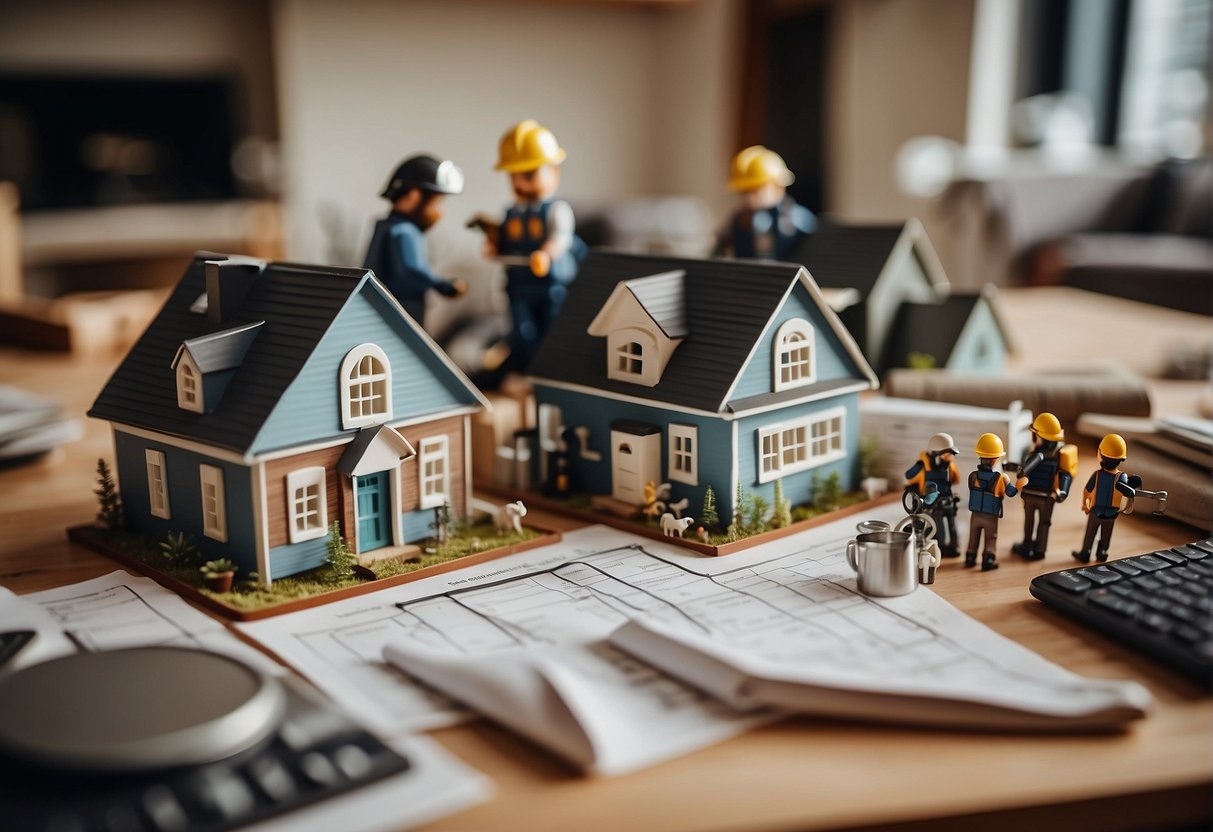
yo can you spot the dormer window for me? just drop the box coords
[616,341,644,376]
[773,318,816,391]
[341,344,393,429]
[176,357,203,413]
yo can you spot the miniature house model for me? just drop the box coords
[90,254,488,584]
[525,252,878,526]
[795,219,1011,375]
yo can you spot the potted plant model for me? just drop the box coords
[200,559,238,593]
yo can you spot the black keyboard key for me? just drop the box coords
[1129,574,1164,592]
[1187,560,1213,577]
[1076,566,1122,585]
[1177,543,1211,559]
[1173,624,1204,644]
[1140,612,1174,633]
[1109,582,1137,597]
[1155,570,1184,587]
[1108,560,1143,576]
[142,786,189,832]
[1172,567,1205,584]
[1125,554,1170,572]
[1166,604,1198,624]
[1043,571,1093,593]
[1153,549,1187,565]
[1089,589,1141,617]
[1160,587,1199,608]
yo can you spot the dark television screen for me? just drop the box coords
[0,73,240,211]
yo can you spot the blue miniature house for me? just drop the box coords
[90,254,488,584]
[526,252,878,527]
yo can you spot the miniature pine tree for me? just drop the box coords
[700,486,719,529]
[94,458,123,531]
[325,522,355,579]
[819,472,843,511]
[772,478,791,529]
[747,494,770,533]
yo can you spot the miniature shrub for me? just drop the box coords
[160,531,198,565]
[201,558,236,577]
[700,486,719,529]
[747,495,770,533]
[772,479,791,529]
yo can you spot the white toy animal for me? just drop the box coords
[660,513,695,538]
[495,500,527,535]
[667,497,689,519]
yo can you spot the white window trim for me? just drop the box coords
[606,327,658,385]
[199,464,228,542]
[286,466,328,544]
[340,343,393,430]
[755,406,846,483]
[145,449,170,519]
[667,423,698,486]
[773,318,817,392]
[418,435,450,510]
[176,356,203,413]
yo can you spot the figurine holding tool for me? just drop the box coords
[1010,412,1077,560]
[1073,434,1153,563]
[467,119,586,370]
[905,433,961,557]
[364,154,467,327]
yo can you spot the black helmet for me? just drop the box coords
[380,154,464,200]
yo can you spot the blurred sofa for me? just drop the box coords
[937,156,1213,314]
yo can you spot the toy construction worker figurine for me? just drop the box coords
[471,119,586,370]
[1073,434,1138,563]
[716,146,817,260]
[364,154,467,326]
[1011,412,1077,560]
[905,433,961,557]
[965,433,1018,571]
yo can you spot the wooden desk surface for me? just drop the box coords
[1,287,1210,831]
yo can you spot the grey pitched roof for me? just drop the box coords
[792,222,908,297]
[627,271,688,338]
[882,293,1004,370]
[528,251,873,413]
[173,321,264,373]
[90,253,482,456]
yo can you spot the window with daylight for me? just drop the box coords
[199,464,227,541]
[418,436,449,509]
[616,341,644,376]
[773,318,816,391]
[177,361,202,412]
[340,344,393,429]
[756,407,845,482]
[668,423,698,485]
[145,449,170,519]
[287,467,328,544]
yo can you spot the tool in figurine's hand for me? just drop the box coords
[1122,475,1168,516]
[465,213,500,246]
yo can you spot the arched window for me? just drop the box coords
[176,359,203,413]
[773,318,816,391]
[340,344,393,429]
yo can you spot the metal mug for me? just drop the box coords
[845,530,918,597]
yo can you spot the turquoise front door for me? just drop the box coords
[355,471,391,552]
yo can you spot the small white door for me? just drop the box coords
[611,429,661,503]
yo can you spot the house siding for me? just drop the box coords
[865,246,937,364]
[113,429,257,575]
[947,299,1006,374]
[532,385,734,524]
[729,285,862,401]
[251,283,474,455]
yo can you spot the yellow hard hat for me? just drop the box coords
[975,433,1006,458]
[1098,433,1128,459]
[495,119,566,173]
[728,146,795,191]
[1031,412,1064,442]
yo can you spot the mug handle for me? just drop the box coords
[846,540,859,573]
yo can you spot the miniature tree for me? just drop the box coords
[700,486,719,529]
[431,502,453,544]
[325,522,355,580]
[94,458,123,532]
[907,351,937,370]
[772,479,792,529]
[747,494,770,533]
[857,437,879,480]
[816,472,843,511]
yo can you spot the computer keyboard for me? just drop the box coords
[1030,538,1213,687]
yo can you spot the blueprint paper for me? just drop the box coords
[22,571,283,675]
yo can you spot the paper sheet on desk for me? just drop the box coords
[0,588,76,672]
[21,571,282,674]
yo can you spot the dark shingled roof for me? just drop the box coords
[92,254,392,455]
[882,294,985,370]
[528,251,872,413]
[791,222,908,297]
